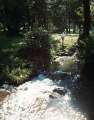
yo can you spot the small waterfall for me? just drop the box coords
[0,74,87,120]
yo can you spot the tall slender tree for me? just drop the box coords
[83,0,91,36]
[79,1,94,119]
[78,0,91,59]
[30,0,48,29]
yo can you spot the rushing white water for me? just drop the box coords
[0,74,87,120]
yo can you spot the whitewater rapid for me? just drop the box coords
[0,74,87,120]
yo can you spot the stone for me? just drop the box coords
[53,88,67,95]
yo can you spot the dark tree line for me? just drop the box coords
[0,0,92,34]
[0,0,28,34]
[0,0,48,34]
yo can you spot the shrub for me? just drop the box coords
[4,66,32,84]
[21,29,52,71]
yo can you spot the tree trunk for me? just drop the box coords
[83,0,91,36]
[78,1,94,119]
[78,0,91,57]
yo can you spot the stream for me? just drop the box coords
[0,74,87,120]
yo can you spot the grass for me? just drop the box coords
[51,33,78,55]
[64,34,78,52]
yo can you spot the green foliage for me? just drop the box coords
[0,0,87,34]
[50,0,66,31]
[0,32,33,84]
[0,32,24,49]
[76,6,84,22]
[0,0,93,86]
[0,0,28,34]
[47,0,83,32]
[30,0,48,29]
[90,1,94,25]
[19,29,52,70]
[4,67,32,84]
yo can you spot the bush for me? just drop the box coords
[4,66,32,85]
[19,29,52,71]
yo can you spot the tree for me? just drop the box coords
[83,0,91,36]
[78,1,94,118]
[29,0,48,30]
[0,0,28,34]
[46,0,83,33]
[77,0,91,60]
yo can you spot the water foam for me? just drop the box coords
[0,74,87,120]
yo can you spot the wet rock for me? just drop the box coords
[1,84,16,92]
[0,90,10,102]
[49,87,67,99]
[49,91,61,99]
[24,87,28,91]
[49,94,56,99]
[53,87,67,95]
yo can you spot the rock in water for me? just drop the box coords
[53,87,67,95]
[0,90,10,102]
